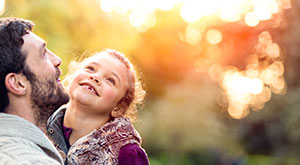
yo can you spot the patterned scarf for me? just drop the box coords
[67,117,141,165]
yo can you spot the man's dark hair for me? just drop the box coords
[0,17,34,112]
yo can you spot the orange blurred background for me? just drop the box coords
[2,0,300,164]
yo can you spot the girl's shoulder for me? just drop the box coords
[118,143,150,165]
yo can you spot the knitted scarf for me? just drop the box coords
[67,117,141,165]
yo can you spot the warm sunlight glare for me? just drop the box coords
[0,0,4,15]
[157,0,175,11]
[129,11,156,32]
[100,0,291,32]
[180,0,218,23]
[100,0,113,12]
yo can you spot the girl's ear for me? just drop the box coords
[5,73,28,95]
[111,107,123,118]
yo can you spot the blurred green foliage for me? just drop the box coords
[2,0,300,164]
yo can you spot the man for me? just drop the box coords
[0,17,69,164]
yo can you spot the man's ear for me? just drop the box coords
[5,73,27,95]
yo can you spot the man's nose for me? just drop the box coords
[48,50,62,67]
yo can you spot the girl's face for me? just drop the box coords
[68,54,129,116]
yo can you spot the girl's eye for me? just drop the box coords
[85,66,95,72]
[107,77,116,86]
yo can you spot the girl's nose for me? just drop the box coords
[89,76,101,85]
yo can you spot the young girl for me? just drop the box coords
[47,49,149,165]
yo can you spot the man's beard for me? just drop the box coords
[23,66,69,126]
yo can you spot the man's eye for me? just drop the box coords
[107,77,116,86]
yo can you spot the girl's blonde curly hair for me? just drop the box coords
[63,49,146,121]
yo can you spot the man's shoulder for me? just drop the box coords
[0,135,43,153]
[0,136,61,165]
[0,114,64,164]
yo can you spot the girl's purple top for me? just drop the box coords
[62,125,149,165]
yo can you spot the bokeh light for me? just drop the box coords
[206,29,222,45]
[184,25,203,45]
[216,31,285,119]
[219,0,249,22]
[244,11,260,27]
